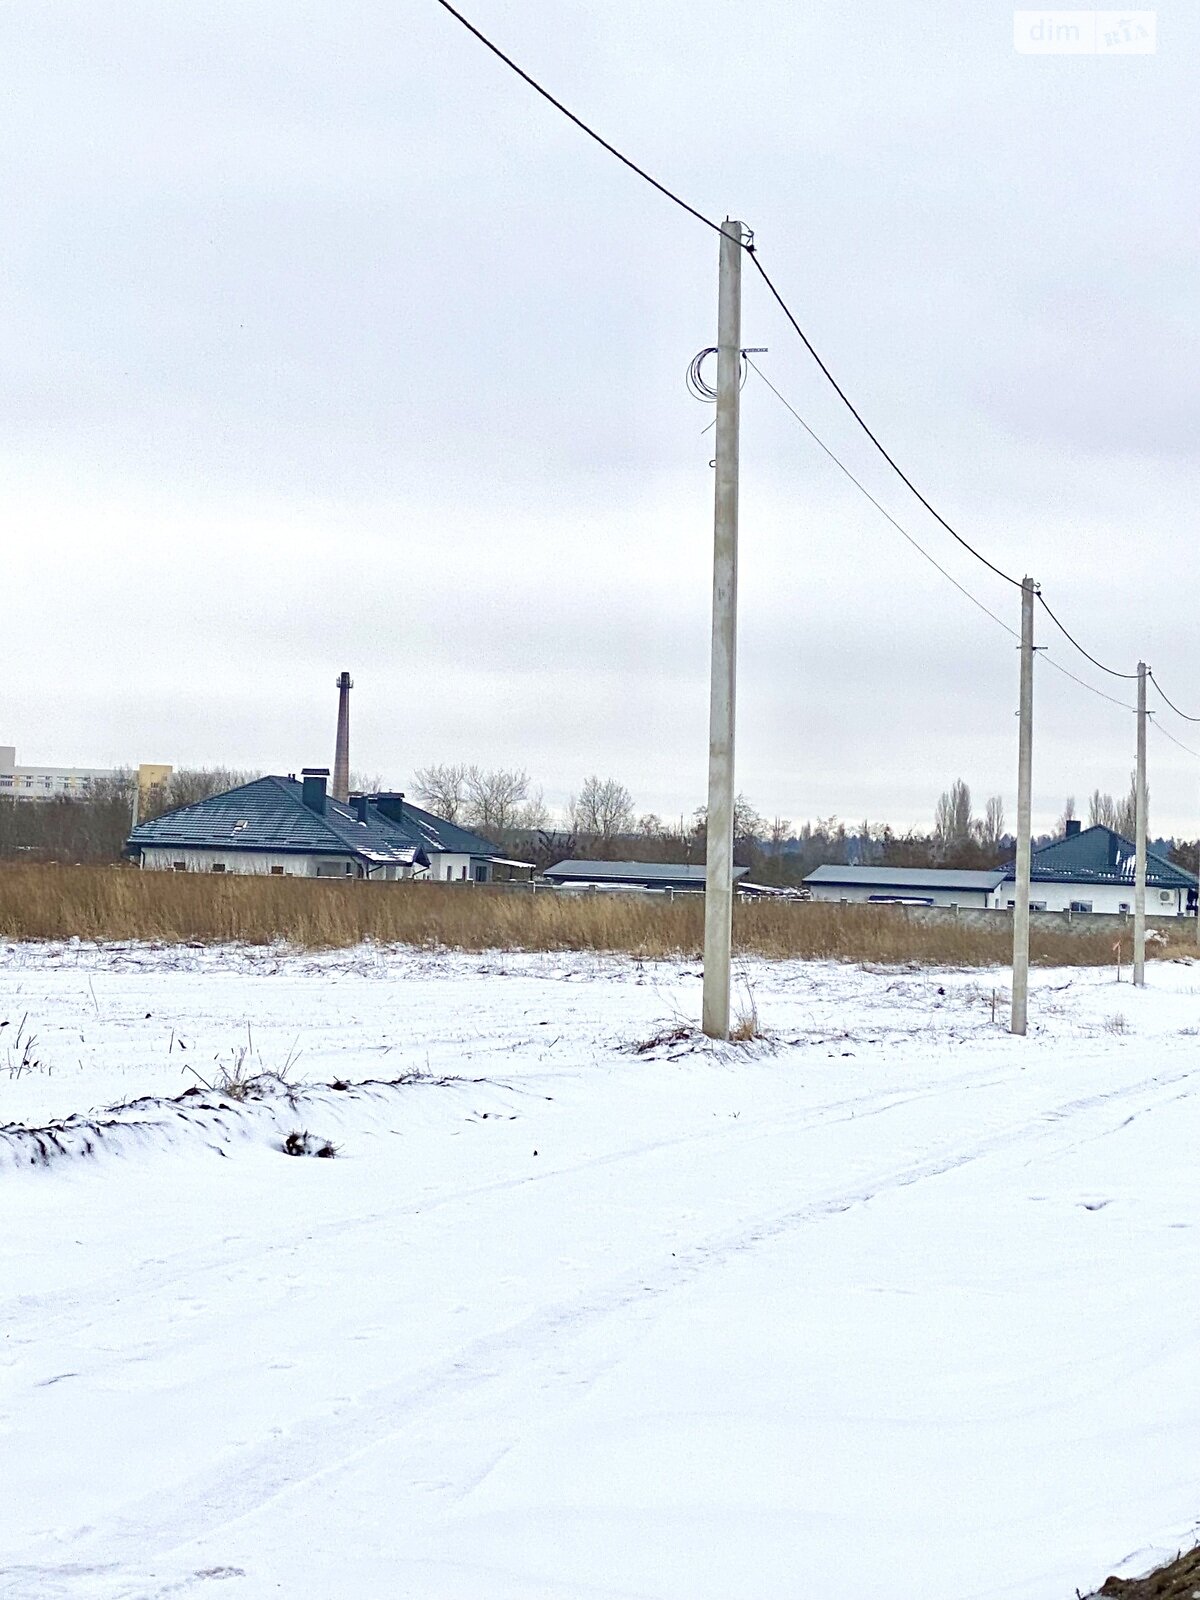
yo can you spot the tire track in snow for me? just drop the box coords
[17,1063,1196,1593]
[1,1060,1024,1358]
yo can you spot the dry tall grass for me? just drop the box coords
[0,863,1187,967]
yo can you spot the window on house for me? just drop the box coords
[461,865,468,880]
[474,864,487,883]
[211,863,227,873]
[1068,900,1091,913]
[1030,901,1047,912]
[1119,901,1131,914]
[270,866,285,876]
[173,861,187,872]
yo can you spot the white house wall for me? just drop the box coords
[993,880,1184,915]
[140,847,413,880]
[808,884,994,909]
[423,854,491,883]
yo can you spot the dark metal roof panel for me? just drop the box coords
[545,860,749,884]
[1001,825,1196,889]
[805,865,1004,892]
[126,777,428,866]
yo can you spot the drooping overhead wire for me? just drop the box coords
[431,0,1183,715]
[430,0,726,240]
[744,357,1019,640]
[746,357,1169,733]
[744,255,1023,592]
[1149,671,1200,723]
[1034,593,1140,680]
[1152,720,1200,761]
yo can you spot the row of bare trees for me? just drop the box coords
[0,768,260,864]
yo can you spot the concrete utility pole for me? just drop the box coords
[702,218,744,1040]
[1011,577,1036,1036]
[1133,661,1148,986]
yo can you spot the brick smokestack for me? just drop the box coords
[333,671,352,804]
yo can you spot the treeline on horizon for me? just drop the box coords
[1,766,1196,883]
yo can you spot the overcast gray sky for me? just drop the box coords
[4,1,1197,832]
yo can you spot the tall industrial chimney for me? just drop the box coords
[332,671,352,804]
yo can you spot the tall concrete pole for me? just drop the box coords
[333,671,353,804]
[1133,661,1148,986]
[1011,577,1036,1036]
[702,218,743,1040]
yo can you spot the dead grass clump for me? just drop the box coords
[282,1130,338,1158]
[1093,1543,1200,1597]
[729,999,762,1042]
[0,863,1184,968]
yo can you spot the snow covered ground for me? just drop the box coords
[2,941,1198,1599]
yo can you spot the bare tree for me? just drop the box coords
[638,812,664,838]
[1115,771,1144,839]
[569,776,635,841]
[464,766,530,835]
[980,795,1006,846]
[516,788,551,832]
[142,769,257,816]
[934,780,972,849]
[413,763,470,822]
[1088,788,1119,829]
[1054,795,1077,839]
[350,769,384,796]
[768,815,792,883]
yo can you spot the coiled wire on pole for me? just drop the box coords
[686,347,752,403]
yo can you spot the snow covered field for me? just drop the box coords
[2,941,1198,1600]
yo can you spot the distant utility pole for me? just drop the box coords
[702,218,744,1040]
[1133,661,1148,986]
[1011,577,1036,1036]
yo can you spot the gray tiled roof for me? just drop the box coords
[545,860,749,886]
[126,777,455,867]
[805,865,1004,891]
[1001,825,1197,889]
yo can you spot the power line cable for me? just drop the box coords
[744,254,1022,591]
[1034,593,1139,680]
[748,358,1161,731]
[431,0,725,240]
[1152,721,1200,761]
[744,357,1019,638]
[431,1,1172,710]
[1149,671,1200,723]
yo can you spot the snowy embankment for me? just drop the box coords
[2,941,1198,1600]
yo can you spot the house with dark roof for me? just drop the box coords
[125,768,516,883]
[804,864,1004,908]
[544,860,749,894]
[998,821,1197,916]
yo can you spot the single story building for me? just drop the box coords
[125,769,518,883]
[998,821,1198,915]
[804,864,1004,909]
[544,860,749,894]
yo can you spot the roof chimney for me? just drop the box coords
[351,794,369,825]
[301,767,329,816]
[373,791,405,827]
[332,671,352,804]
[1065,818,1082,837]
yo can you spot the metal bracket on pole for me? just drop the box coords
[701,219,744,1040]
